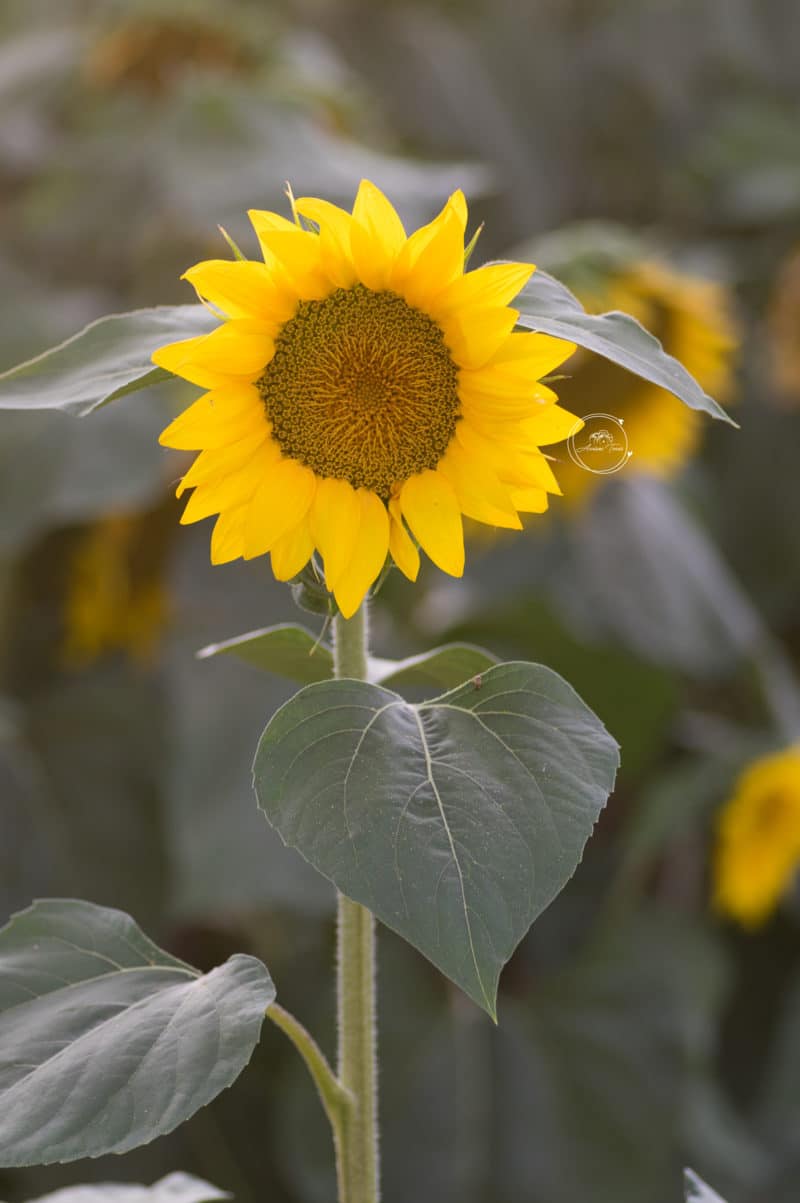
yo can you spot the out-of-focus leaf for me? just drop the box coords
[493,914,729,1203]
[551,477,763,676]
[754,971,800,1152]
[0,307,213,417]
[20,1172,230,1203]
[198,623,498,692]
[166,553,334,918]
[0,899,274,1166]
[684,1169,729,1203]
[22,676,171,928]
[254,662,619,1015]
[515,270,734,425]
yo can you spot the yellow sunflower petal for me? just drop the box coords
[510,487,550,513]
[486,330,577,375]
[249,226,330,301]
[271,518,315,581]
[333,489,390,620]
[520,404,583,447]
[458,388,560,435]
[247,208,300,257]
[455,421,562,494]
[350,179,406,291]
[309,476,361,592]
[210,504,248,564]
[438,440,522,529]
[243,457,317,559]
[180,442,276,524]
[160,389,265,450]
[388,494,420,581]
[444,306,519,370]
[390,191,467,304]
[400,469,464,577]
[182,260,296,322]
[176,432,270,496]
[154,321,276,386]
[434,261,534,317]
[295,197,357,289]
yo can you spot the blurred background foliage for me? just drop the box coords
[1,0,800,1201]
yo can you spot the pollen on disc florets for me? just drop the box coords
[256,283,461,497]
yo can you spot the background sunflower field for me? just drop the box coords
[2,1,800,1200]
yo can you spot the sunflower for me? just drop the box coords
[713,747,800,927]
[153,180,578,617]
[553,259,737,505]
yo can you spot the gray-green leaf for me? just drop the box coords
[684,1169,729,1203]
[0,899,274,1166]
[199,623,498,691]
[253,661,618,1016]
[20,1173,230,1203]
[515,269,735,426]
[0,307,215,417]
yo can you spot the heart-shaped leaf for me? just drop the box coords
[253,661,618,1016]
[0,899,274,1166]
[0,307,215,416]
[516,269,735,426]
[199,623,498,692]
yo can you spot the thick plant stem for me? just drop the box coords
[333,603,380,1203]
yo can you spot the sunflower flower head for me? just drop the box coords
[713,746,800,927]
[552,254,738,506]
[154,180,578,617]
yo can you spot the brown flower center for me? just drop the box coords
[256,284,460,496]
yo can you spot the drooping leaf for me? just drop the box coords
[515,269,735,425]
[198,623,498,692]
[21,1173,230,1203]
[0,899,274,1166]
[684,1169,729,1203]
[0,307,214,417]
[369,643,499,690]
[253,661,618,1016]
[197,623,334,684]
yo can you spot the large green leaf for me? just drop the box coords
[0,899,274,1166]
[515,269,735,426]
[199,622,498,691]
[21,1174,229,1203]
[253,661,618,1016]
[0,307,214,417]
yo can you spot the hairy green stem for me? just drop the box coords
[333,603,380,1203]
[268,1003,353,1167]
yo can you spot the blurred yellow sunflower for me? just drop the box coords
[62,511,171,668]
[713,747,800,927]
[554,259,737,504]
[767,246,800,407]
[154,180,578,617]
